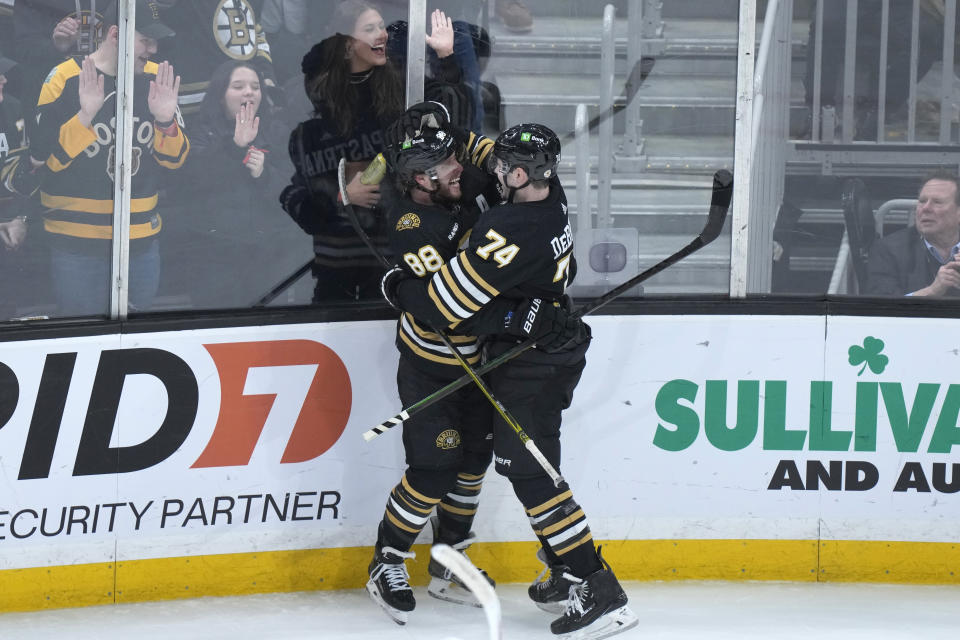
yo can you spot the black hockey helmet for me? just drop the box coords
[386,126,458,185]
[492,123,561,181]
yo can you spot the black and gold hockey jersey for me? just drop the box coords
[388,130,502,377]
[33,57,189,248]
[0,96,30,203]
[396,176,574,336]
[389,196,480,377]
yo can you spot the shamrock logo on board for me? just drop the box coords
[848,336,888,376]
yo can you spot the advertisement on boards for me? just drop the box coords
[0,315,957,575]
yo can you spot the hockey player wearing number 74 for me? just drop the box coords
[381,123,638,640]
[366,102,579,626]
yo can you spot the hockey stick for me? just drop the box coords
[558,56,656,145]
[363,169,733,441]
[339,158,564,485]
[252,258,313,307]
[430,544,501,640]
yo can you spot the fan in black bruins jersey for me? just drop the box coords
[30,3,187,316]
[382,123,638,640]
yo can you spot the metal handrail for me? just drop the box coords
[874,198,917,236]
[575,103,592,248]
[598,4,616,228]
[828,230,853,294]
[750,0,781,158]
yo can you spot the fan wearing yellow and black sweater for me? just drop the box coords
[30,3,187,316]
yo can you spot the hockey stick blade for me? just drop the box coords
[430,545,501,640]
[362,171,733,441]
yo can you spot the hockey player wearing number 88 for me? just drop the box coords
[366,117,505,625]
[385,123,638,640]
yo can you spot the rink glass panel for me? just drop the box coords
[7,0,960,325]
[780,0,960,299]
[0,1,119,320]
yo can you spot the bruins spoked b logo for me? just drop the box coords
[213,0,259,60]
[436,429,461,450]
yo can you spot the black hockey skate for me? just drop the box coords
[366,545,417,625]
[529,546,576,614]
[427,516,495,607]
[549,549,638,639]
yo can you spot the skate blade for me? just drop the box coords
[534,599,566,615]
[558,605,639,640]
[365,579,410,625]
[427,577,482,608]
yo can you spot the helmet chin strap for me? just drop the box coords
[503,167,530,203]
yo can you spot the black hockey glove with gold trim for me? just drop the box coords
[505,298,590,352]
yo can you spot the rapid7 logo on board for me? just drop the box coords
[0,340,352,479]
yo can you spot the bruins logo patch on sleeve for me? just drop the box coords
[396,213,421,231]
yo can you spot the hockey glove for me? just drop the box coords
[505,298,590,352]
[2,155,42,198]
[381,266,415,310]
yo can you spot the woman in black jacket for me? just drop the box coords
[279,0,456,303]
[178,59,304,309]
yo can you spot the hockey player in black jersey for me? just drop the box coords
[365,109,497,625]
[366,104,578,625]
[383,123,638,639]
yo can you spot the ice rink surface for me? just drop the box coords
[1,581,957,640]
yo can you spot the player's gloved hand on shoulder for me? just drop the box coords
[385,101,451,150]
[505,297,590,352]
[381,266,415,310]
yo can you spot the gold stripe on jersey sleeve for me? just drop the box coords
[458,472,486,482]
[41,193,159,214]
[404,313,476,344]
[526,490,574,517]
[401,475,442,506]
[55,115,97,164]
[153,127,190,169]
[553,531,594,557]
[460,252,500,297]
[43,218,162,240]
[37,59,80,107]
[399,331,481,366]
[427,280,463,326]
[470,137,494,168]
[438,264,483,313]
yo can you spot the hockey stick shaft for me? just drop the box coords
[252,258,313,307]
[363,169,733,441]
[341,160,564,484]
[558,56,656,145]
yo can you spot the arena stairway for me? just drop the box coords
[480,1,880,297]
[481,1,744,295]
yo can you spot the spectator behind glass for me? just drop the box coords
[1,53,30,253]
[156,0,278,117]
[1,53,32,320]
[29,4,187,317]
[279,2,455,303]
[866,171,960,298]
[13,0,110,109]
[174,59,304,309]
